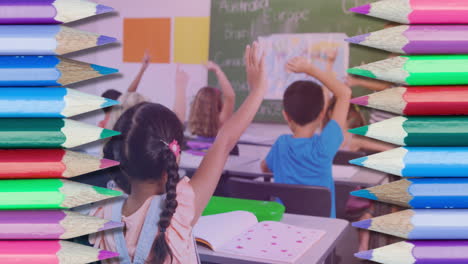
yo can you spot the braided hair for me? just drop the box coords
[104,102,184,263]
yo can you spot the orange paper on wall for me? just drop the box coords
[123,18,171,63]
[174,17,210,64]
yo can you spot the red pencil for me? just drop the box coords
[0,149,119,179]
[351,86,468,116]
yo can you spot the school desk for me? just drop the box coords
[197,213,349,264]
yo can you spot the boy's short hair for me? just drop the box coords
[283,80,324,126]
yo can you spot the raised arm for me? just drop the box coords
[286,57,351,130]
[206,61,236,125]
[128,51,151,93]
[190,43,266,225]
[173,64,189,123]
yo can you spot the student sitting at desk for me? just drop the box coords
[260,56,351,218]
[186,61,239,156]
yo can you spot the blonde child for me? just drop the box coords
[89,42,267,264]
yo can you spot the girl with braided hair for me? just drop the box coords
[88,42,267,264]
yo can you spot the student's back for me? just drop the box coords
[261,57,351,218]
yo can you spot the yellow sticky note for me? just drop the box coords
[174,17,210,64]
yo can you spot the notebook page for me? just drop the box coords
[218,221,325,263]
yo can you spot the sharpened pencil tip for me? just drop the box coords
[100,221,124,232]
[102,98,120,109]
[96,4,115,15]
[100,129,121,140]
[92,186,122,197]
[91,64,119,75]
[100,159,120,169]
[355,250,373,260]
[352,219,372,229]
[351,189,378,201]
[350,4,371,15]
[349,157,367,167]
[345,33,370,44]
[348,125,369,136]
[347,68,376,79]
[98,250,119,260]
[350,96,369,106]
[97,35,117,46]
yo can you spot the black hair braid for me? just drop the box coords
[151,146,180,264]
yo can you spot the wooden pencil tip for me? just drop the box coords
[99,221,124,232]
[349,157,367,167]
[355,250,373,260]
[347,68,376,79]
[351,189,377,201]
[96,5,115,15]
[346,34,370,44]
[98,250,119,260]
[352,219,372,229]
[100,159,120,169]
[97,35,117,46]
[348,125,368,136]
[350,96,369,106]
[90,64,119,75]
[349,4,371,15]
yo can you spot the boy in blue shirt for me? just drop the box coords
[261,56,351,217]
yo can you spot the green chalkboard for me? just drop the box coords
[209,0,386,123]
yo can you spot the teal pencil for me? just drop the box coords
[0,119,120,148]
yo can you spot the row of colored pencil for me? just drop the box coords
[348,1,468,263]
[0,1,122,263]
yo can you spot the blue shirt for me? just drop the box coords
[265,120,343,217]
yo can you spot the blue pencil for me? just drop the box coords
[0,25,116,55]
[352,178,468,209]
[0,88,119,118]
[349,147,468,177]
[353,209,468,240]
[0,56,117,86]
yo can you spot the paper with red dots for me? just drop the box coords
[218,221,325,263]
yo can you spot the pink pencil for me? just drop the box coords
[350,0,468,24]
[0,240,118,264]
[0,210,123,239]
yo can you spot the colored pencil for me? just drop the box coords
[0,0,114,25]
[353,209,468,240]
[0,179,121,209]
[347,25,468,54]
[0,88,119,118]
[350,86,468,116]
[0,149,119,179]
[0,240,118,263]
[347,55,468,86]
[0,56,118,86]
[0,119,120,149]
[351,178,468,209]
[0,25,116,55]
[349,147,468,177]
[349,116,468,146]
[0,210,123,239]
[350,0,468,24]
[355,240,468,264]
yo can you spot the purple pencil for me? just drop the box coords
[0,210,123,239]
[346,25,468,54]
[0,0,114,24]
[356,240,468,264]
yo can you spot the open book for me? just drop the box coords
[194,211,325,264]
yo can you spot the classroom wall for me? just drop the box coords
[72,0,211,119]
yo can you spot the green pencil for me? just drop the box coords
[348,55,468,85]
[349,116,468,146]
[0,119,120,148]
[0,179,122,209]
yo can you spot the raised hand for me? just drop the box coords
[244,41,267,94]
